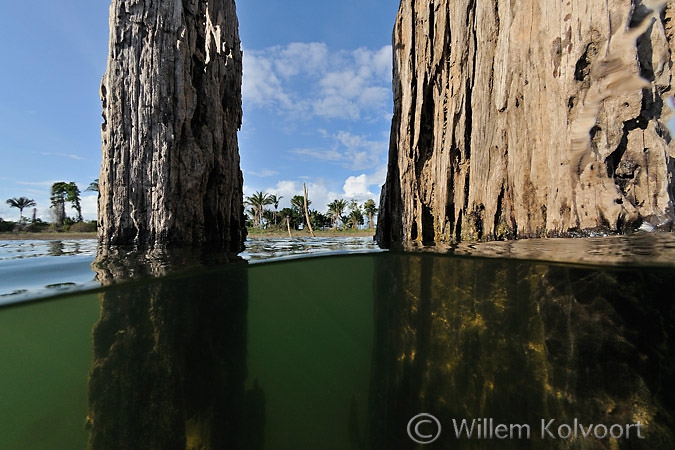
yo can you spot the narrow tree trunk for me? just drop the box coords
[98,0,246,250]
[377,0,675,246]
[303,183,315,237]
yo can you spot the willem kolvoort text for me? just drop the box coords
[451,418,645,440]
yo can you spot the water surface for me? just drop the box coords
[0,233,674,449]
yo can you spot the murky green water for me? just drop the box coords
[0,236,674,449]
[0,293,99,450]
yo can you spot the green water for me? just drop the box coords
[247,255,374,450]
[0,250,674,449]
[0,293,99,449]
[0,255,375,450]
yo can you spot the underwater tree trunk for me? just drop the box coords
[377,0,675,246]
[98,0,246,250]
[87,257,256,450]
[369,251,675,448]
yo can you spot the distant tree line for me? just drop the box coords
[2,179,99,232]
[244,191,378,232]
[4,180,378,234]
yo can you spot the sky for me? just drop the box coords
[0,0,399,222]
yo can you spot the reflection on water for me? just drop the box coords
[0,237,379,301]
[0,239,99,304]
[0,238,98,260]
[401,232,675,267]
[87,256,256,450]
[371,252,675,449]
[0,234,674,449]
[241,236,379,261]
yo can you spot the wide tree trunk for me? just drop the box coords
[377,0,675,246]
[98,0,246,250]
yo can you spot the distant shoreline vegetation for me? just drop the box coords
[2,180,100,233]
[0,227,374,241]
[245,191,378,233]
[245,227,374,238]
[0,219,98,235]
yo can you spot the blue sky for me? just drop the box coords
[0,0,399,222]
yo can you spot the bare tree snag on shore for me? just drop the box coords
[303,182,315,237]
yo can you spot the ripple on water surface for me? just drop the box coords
[1,233,675,305]
[0,239,100,305]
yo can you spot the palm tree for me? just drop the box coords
[290,195,307,225]
[346,200,364,229]
[51,182,68,225]
[66,182,83,222]
[86,179,99,193]
[279,207,300,230]
[327,199,348,229]
[290,195,307,213]
[363,199,378,229]
[6,197,36,222]
[50,181,83,224]
[290,191,314,235]
[245,191,273,228]
[268,194,282,226]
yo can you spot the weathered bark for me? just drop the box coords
[98,0,246,250]
[370,252,675,449]
[87,260,255,450]
[377,0,675,246]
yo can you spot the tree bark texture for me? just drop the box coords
[98,0,246,250]
[377,0,675,245]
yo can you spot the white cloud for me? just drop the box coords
[244,166,385,215]
[244,168,279,178]
[343,174,371,198]
[312,96,360,120]
[291,148,344,162]
[16,180,58,187]
[80,194,98,221]
[40,152,84,160]
[290,130,386,171]
[275,42,329,78]
[245,179,338,214]
[242,52,296,110]
[243,43,393,122]
[342,166,387,204]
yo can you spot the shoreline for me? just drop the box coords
[0,229,376,241]
[0,232,99,241]
[246,229,375,239]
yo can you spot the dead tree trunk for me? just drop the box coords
[377,0,675,246]
[98,0,246,251]
[303,182,315,237]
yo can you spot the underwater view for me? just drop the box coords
[0,234,674,450]
[3,1,675,450]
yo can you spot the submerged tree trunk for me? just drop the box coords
[377,0,675,246]
[98,0,246,250]
[369,250,675,448]
[88,254,255,450]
